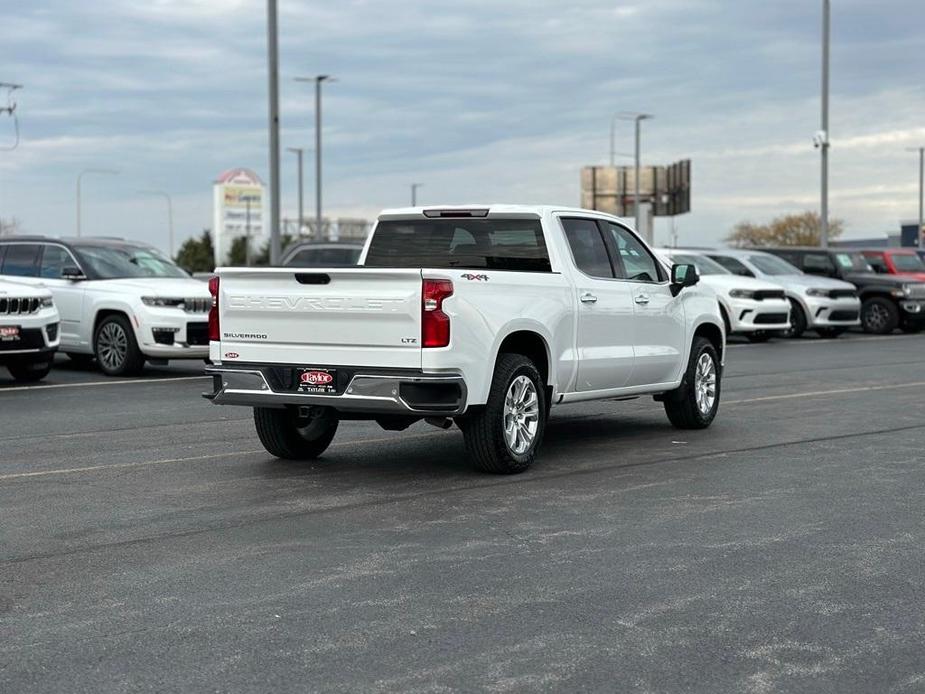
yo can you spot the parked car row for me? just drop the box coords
[0,236,211,381]
[657,246,925,339]
[2,229,924,386]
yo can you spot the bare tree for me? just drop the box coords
[725,211,844,247]
[0,217,21,237]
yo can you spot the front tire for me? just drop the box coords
[663,337,721,429]
[461,353,546,474]
[784,300,807,338]
[7,358,53,382]
[253,406,338,460]
[860,297,899,334]
[94,315,145,376]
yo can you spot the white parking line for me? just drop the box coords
[726,334,919,349]
[0,430,446,482]
[3,379,923,483]
[0,375,209,393]
[724,380,925,404]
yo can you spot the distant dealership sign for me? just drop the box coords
[580,159,691,217]
[213,168,265,265]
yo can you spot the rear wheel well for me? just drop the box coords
[694,322,724,364]
[497,331,550,386]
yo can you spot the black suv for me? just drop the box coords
[757,247,925,334]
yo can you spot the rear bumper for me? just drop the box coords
[203,364,468,416]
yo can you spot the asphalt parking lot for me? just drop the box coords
[2,333,925,693]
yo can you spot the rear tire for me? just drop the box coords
[7,358,53,382]
[663,337,721,430]
[860,297,899,334]
[94,315,145,376]
[253,406,338,460]
[784,300,807,338]
[461,353,546,474]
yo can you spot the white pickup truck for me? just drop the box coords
[204,205,725,473]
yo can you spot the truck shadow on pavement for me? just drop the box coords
[256,411,687,482]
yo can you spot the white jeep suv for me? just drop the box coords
[0,237,212,376]
[0,279,60,382]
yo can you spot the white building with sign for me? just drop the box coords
[212,168,265,265]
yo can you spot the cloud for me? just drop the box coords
[1,0,924,249]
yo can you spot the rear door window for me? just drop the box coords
[802,253,835,275]
[561,218,614,278]
[364,218,551,272]
[1,243,41,277]
[40,245,79,278]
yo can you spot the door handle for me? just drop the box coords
[580,292,598,304]
[634,294,650,305]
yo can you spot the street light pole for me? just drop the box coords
[411,183,422,206]
[617,113,653,239]
[139,190,174,256]
[287,147,304,235]
[76,168,118,237]
[245,198,253,266]
[908,147,925,249]
[266,0,282,265]
[820,0,831,248]
[296,75,333,240]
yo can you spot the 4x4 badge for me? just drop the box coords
[461,273,489,281]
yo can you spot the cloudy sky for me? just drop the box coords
[1,0,923,252]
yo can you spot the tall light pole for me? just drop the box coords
[266,0,282,264]
[139,189,174,257]
[296,75,334,240]
[908,147,925,249]
[76,168,118,237]
[618,112,654,238]
[820,0,831,248]
[608,114,634,167]
[287,147,305,235]
[411,183,423,206]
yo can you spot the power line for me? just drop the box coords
[0,82,23,152]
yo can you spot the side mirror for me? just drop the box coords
[61,266,86,281]
[670,263,699,296]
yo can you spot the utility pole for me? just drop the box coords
[245,198,252,266]
[76,168,118,237]
[266,0,282,264]
[908,147,925,249]
[820,0,831,248]
[411,183,423,206]
[139,190,174,257]
[287,147,304,236]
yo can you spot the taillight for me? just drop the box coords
[422,278,453,348]
[208,275,220,341]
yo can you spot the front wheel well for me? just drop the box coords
[693,322,724,364]
[93,309,132,338]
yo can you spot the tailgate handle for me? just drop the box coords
[295,273,331,285]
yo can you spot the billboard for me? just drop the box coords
[580,159,691,217]
[213,168,265,265]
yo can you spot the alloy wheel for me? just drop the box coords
[694,352,717,415]
[97,322,128,371]
[503,375,539,455]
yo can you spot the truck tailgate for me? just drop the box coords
[217,267,422,369]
